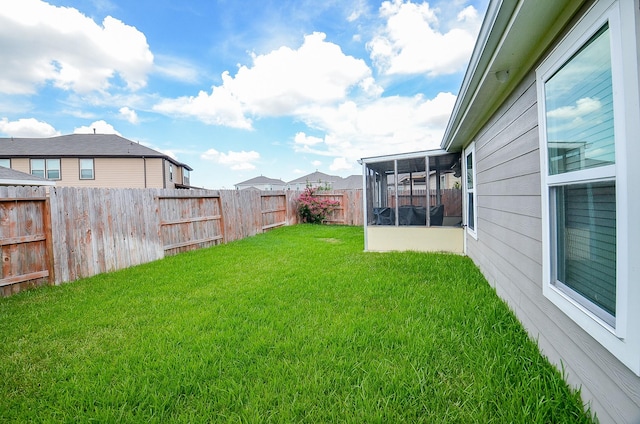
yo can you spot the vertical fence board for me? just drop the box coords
[48,187,164,285]
[261,193,287,231]
[158,189,224,256]
[0,186,50,296]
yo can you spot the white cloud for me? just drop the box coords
[0,117,60,137]
[312,160,322,167]
[154,54,201,83]
[547,97,601,120]
[368,0,481,76]
[294,132,324,147]
[153,32,378,127]
[119,107,139,124]
[73,120,120,134]
[0,0,153,95]
[347,0,369,22]
[330,157,355,172]
[153,85,252,129]
[294,91,457,163]
[201,148,260,171]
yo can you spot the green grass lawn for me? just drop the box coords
[0,225,593,423]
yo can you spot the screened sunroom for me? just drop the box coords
[361,150,464,253]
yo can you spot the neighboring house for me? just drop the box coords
[287,171,341,191]
[0,166,54,186]
[332,175,362,190]
[235,176,286,191]
[0,134,193,189]
[439,0,640,422]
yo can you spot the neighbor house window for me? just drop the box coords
[464,142,477,239]
[183,169,190,185]
[31,159,45,178]
[0,158,10,168]
[79,158,94,180]
[46,159,61,179]
[31,158,61,180]
[169,164,173,182]
[537,0,640,375]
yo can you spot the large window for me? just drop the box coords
[537,0,640,374]
[31,158,61,180]
[545,22,617,326]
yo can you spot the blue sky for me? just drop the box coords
[0,0,488,189]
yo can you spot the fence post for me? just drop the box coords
[43,195,55,285]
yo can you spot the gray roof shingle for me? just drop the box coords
[287,171,341,185]
[332,175,362,190]
[0,134,192,170]
[0,166,54,185]
[236,176,286,186]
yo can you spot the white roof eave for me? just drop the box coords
[441,0,587,152]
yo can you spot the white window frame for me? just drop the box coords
[79,158,94,180]
[537,0,640,375]
[463,142,477,240]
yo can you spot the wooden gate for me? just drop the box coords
[261,194,287,231]
[0,191,53,296]
[158,193,225,256]
[315,192,346,224]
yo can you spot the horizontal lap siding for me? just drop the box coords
[468,72,640,423]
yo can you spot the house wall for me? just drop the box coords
[163,159,174,189]
[9,157,166,188]
[466,69,640,422]
[10,158,30,175]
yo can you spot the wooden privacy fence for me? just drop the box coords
[158,193,224,256]
[0,187,364,296]
[0,186,53,296]
[316,190,363,225]
[49,188,163,284]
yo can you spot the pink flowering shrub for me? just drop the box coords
[296,187,340,224]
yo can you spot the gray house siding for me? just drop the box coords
[467,66,640,423]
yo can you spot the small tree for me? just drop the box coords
[297,187,340,224]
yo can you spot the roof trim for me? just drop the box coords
[360,148,451,164]
[441,0,588,152]
[0,134,193,171]
[0,178,56,186]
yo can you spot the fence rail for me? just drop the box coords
[0,187,53,296]
[0,187,364,296]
